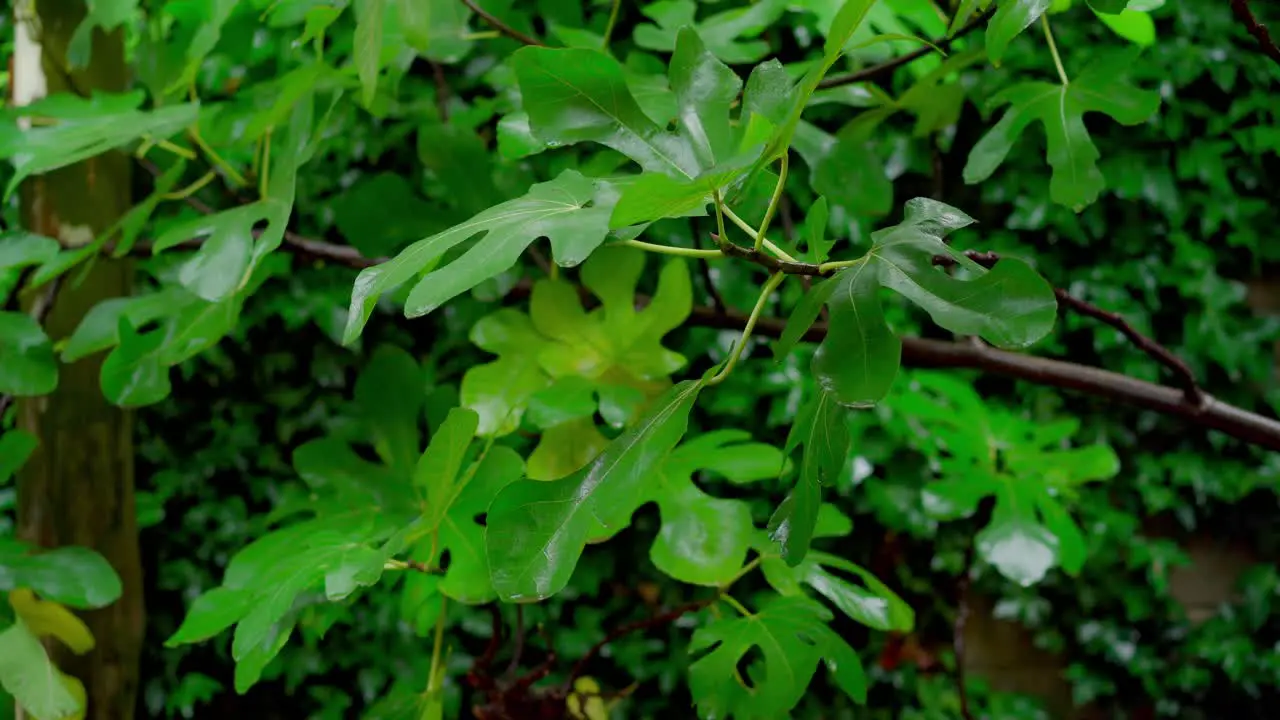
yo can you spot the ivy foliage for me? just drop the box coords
[0,0,1276,718]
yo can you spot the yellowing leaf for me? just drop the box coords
[9,589,95,655]
[567,677,610,720]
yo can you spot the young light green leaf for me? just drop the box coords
[0,621,80,720]
[343,170,617,344]
[963,48,1160,209]
[985,0,1053,65]
[487,380,704,601]
[768,390,850,566]
[1093,6,1156,46]
[689,595,866,717]
[0,311,58,397]
[0,93,197,199]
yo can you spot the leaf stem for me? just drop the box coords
[719,553,772,590]
[1041,14,1069,85]
[720,594,753,617]
[754,152,788,253]
[602,0,622,48]
[188,126,248,188]
[708,272,785,386]
[619,239,724,259]
[713,190,730,249]
[817,257,866,275]
[722,206,797,262]
[162,170,217,200]
[424,596,449,712]
[259,129,272,201]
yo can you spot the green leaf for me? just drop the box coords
[689,595,866,718]
[487,379,704,601]
[400,0,473,62]
[813,262,901,406]
[649,432,783,585]
[332,173,438,258]
[526,417,609,481]
[154,93,315,301]
[985,0,1053,65]
[759,0,879,167]
[811,198,1056,406]
[1087,0,1131,11]
[512,46,699,178]
[768,390,849,565]
[795,116,894,219]
[0,312,58,397]
[0,232,59,272]
[67,0,138,67]
[355,0,386,105]
[0,542,123,609]
[963,48,1160,209]
[0,621,79,720]
[356,346,427,474]
[1093,6,1156,46]
[165,587,255,646]
[761,550,914,631]
[804,196,832,264]
[0,430,37,484]
[417,408,480,532]
[343,170,617,344]
[0,93,197,199]
[669,27,743,167]
[634,0,790,64]
[100,318,171,408]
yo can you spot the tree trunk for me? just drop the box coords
[13,2,144,719]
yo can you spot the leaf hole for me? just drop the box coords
[438,549,451,571]
[473,512,487,527]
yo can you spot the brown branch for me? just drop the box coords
[1229,0,1280,67]
[461,0,546,47]
[690,304,1280,451]
[565,598,715,690]
[934,250,1203,405]
[712,234,829,276]
[817,12,989,90]
[694,227,728,312]
[112,169,1280,450]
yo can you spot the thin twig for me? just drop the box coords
[1229,0,1280,67]
[430,61,451,122]
[933,250,1203,405]
[954,524,979,720]
[817,12,989,90]
[460,0,546,47]
[505,604,525,679]
[693,227,727,312]
[565,598,715,690]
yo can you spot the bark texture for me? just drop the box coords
[15,2,144,718]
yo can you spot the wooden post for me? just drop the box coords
[13,2,144,718]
